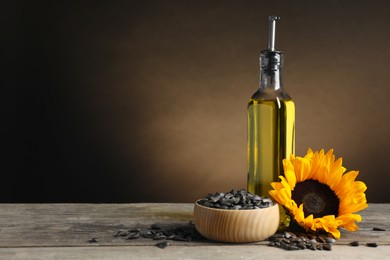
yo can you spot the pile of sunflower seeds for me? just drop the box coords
[113,222,205,248]
[267,226,385,251]
[267,231,336,251]
[197,189,274,210]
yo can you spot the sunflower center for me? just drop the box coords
[291,179,339,218]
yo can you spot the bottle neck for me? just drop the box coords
[259,68,282,90]
[258,50,283,91]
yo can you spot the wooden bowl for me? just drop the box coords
[193,201,279,243]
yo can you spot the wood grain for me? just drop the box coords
[0,203,388,259]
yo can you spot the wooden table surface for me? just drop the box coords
[0,203,388,259]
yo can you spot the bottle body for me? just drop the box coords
[247,49,295,198]
[247,95,295,197]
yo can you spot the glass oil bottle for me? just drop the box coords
[247,16,295,204]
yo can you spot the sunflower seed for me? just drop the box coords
[203,202,213,207]
[253,195,261,201]
[115,230,129,237]
[291,237,302,243]
[325,237,336,244]
[284,244,301,250]
[284,232,295,239]
[298,233,308,241]
[323,243,332,251]
[211,197,220,203]
[310,241,318,250]
[127,232,140,239]
[153,234,167,240]
[366,242,378,247]
[268,236,281,242]
[224,193,233,199]
[220,201,231,207]
[140,231,154,239]
[156,241,169,249]
[173,236,187,241]
[166,234,176,240]
[151,224,161,230]
[349,241,359,246]
[297,242,306,249]
[372,227,385,231]
[88,237,98,243]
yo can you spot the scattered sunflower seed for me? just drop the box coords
[323,243,332,251]
[372,227,386,231]
[114,230,129,237]
[153,234,167,240]
[284,232,295,239]
[151,224,161,230]
[88,237,98,243]
[349,241,359,247]
[115,222,205,244]
[366,242,378,247]
[156,241,170,249]
[325,237,336,244]
[140,231,154,239]
[127,232,140,239]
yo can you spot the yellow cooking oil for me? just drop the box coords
[247,98,295,198]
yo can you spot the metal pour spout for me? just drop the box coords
[267,16,280,51]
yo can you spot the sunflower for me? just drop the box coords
[269,149,368,239]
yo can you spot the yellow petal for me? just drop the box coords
[269,190,283,205]
[336,214,362,231]
[342,170,359,183]
[283,159,295,172]
[270,181,283,190]
[352,181,367,193]
[334,170,359,193]
[305,148,314,160]
[325,149,335,162]
[280,177,292,198]
[284,170,297,189]
[330,157,343,173]
[294,157,311,183]
[328,227,341,239]
[316,165,330,184]
[328,166,346,191]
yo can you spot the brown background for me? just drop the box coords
[2,0,390,202]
